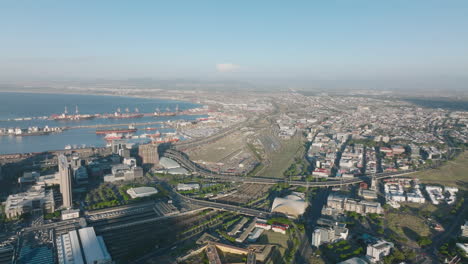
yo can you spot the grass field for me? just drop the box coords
[257,230,289,262]
[411,151,468,190]
[259,134,306,178]
[385,211,431,247]
[187,131,247,162]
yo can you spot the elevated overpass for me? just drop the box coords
[174,192,269,218]
[162,149,417,187]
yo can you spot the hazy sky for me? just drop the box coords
[1,1,467,88]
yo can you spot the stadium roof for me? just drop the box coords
[271,192,307,218]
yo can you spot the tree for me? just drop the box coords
[417,236,432,247]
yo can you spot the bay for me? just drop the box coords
[0,92,204,154]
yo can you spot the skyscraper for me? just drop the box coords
[111,140,127,155]
[58,155,73,208]
[138,143,159,167]
[70,153,81,170]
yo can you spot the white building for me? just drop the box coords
[311,223,348,247]
[61,209,80,220]
[366,240,393,263]
[425,186,444,205]
[104,164,144,182]
[311,229,322,247]
[461,221,468,238]
[176,183,200,191]
[57,227,112,264]
[271,192,308,218]
[78,227,112,264]
[126,187,158,198]
[56,230,84,264]
[4,185,55,219]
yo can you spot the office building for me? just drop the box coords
[366,240,394,262]
[138,143,159,167]
[70,153,81,170]
[311,229,322,247]
[111,139,127,155]
[4,185,55,219]
[103,164,143,182]
[58,155,73,208]
[311,223,348,247]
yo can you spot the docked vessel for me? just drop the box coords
[107,107,144,119]
[146,131,161,138]
[153,106,178,117]
[96,125,137,135]
[51,106,95,121]
[104,133,123,141]
[0,126,65,136]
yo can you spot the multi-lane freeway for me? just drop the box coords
[174,191,269,218]
[163,148,417,187]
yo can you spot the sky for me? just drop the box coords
[1,1,468,89]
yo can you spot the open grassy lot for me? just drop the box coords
[259,134,306,178]
[257,230,289,262]
[384,210,431,248]
[186,131,247,162]
[411,151,468,190]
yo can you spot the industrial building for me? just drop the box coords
[56,227,112,264]
[158,157,189,175]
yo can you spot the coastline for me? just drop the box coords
[0,89,200,107]
[0,90,205,155]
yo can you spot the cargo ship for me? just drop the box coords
[146,131,161,138]
[51,106,95,121]
[104,133,123,140]
[108,107,144,119]
[153,106,177,117]
[96,125,137,135]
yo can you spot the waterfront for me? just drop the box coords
[0,92,205,154]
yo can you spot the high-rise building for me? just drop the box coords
[111,140,127,155]
[311,229,321,247]
[138,143,159,167]
[70,153,81,170]
[58,155,73,208]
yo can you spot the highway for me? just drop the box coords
[163,148,418,187]
[175,192,270,218]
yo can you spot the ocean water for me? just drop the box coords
[0,92,204,154]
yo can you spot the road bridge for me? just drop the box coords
[162,149,417,187]
[175,192,269,218]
